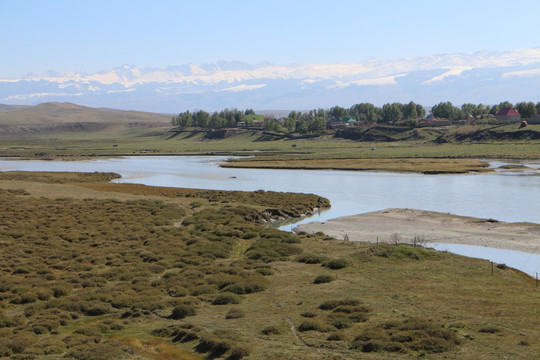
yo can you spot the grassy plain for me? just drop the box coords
[2,121,540,174]
[0,172,538,360]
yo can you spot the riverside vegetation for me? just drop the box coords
[0,172,538,359]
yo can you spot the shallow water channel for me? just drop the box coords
[1,156,539,276]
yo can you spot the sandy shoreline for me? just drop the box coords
[294,208,540,254]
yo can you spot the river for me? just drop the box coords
[1,156,539,276]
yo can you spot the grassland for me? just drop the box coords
[0,172,538,360]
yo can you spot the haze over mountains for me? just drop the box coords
[2,48,540,113]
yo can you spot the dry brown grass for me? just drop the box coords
[223,157,491,174]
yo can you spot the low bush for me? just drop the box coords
[169,305,197,320]
[313,274,335,284]
[222,281,266,294]
[327,333,346,341]
[351,317,459,354]
[195,336,232,357]
[330,316,352,330]
[191,285,216,296]
[256,267,274,276]
[211,293,240,305]
[478,325,500,333]
[323,258,349,270]
[296,254,327,264]
[298,320,327,332]
[261,325,283,335]
[225,309,245,319]
[228,344,252,359]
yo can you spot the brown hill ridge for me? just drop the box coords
[0,102,172,125]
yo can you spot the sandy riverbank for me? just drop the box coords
[294,208,540,254]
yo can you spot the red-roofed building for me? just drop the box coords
[496,107,521,123]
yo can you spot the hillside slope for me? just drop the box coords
[0,102,172,125]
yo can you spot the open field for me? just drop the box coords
[0,171,538,359]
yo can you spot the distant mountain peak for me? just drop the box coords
[2,48,540,112]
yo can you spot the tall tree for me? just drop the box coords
[415,104,426,118]
[403,101,418,119]
[193,110,210,128]
[380,103,402,123]
[174,111,193,128]
[515,102,536,118]
[284,117,296,133]
[329,106,347,120]
[431,101,461,120]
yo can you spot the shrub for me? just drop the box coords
[313,274,335,284]
[168,287,188,298]
[228,344,252,359]
[331,317,352,330]
[223,281,266,294]
[296,254,327,264]
[349,313,369,323]
[36,288,53,301]
[74,325,104,337]
[169,305,196,320]
[64,340,129,360]
[323,258,349,270]
[51,285,71,298]
[170,328,200,343]
[333,304,371,314]
[256,267,274,276]
[298,320,325,332]
[478,326,500,334]
[195,336,232,357]
[191,285,216,296]
[151,327,173,338]
[211,293,240,305]
[225,309,245,319]
[261,325,282,335]
[84,303,112,316]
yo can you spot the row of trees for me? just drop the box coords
[172,100,540,133]
[172,108,256,129]
[431,101,540,120]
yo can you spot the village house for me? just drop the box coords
[495,107,521,123]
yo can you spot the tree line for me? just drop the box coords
[172,100,540,134]
[431,101,540,120]
[172,108,257,129]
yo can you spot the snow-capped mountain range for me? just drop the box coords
[2,48,540,113]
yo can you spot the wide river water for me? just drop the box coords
[1,156,539,276]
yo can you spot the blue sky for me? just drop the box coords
[2,0,540,78]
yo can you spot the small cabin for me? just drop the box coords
[495,107,521,123]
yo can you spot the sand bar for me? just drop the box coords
[294,208,540,254]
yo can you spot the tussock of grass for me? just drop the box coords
[313,274,335,284]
